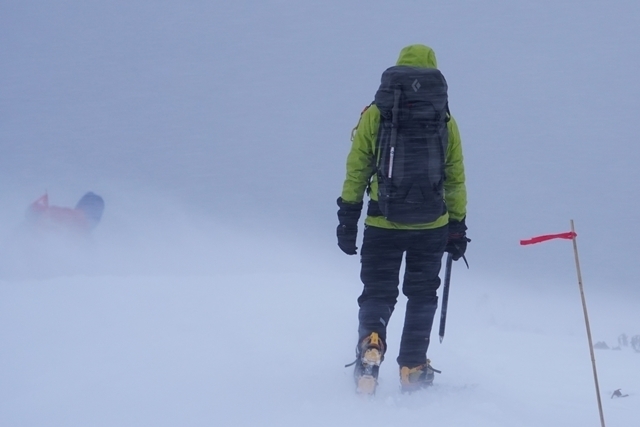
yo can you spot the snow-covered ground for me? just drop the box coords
[0,216,638,427]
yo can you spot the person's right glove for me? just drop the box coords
[445,218,470,261]
[336,197,363,255]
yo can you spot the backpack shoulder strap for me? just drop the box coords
[350,101,374,141]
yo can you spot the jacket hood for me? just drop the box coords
[396,44,438,68]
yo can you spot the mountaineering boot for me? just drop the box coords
[354,332,385,395]
[399,359,440,392]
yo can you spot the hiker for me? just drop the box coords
[337,44,468,394]
[26,192,105,234]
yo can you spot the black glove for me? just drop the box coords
[336,197,363,255]
[445,218,470,261]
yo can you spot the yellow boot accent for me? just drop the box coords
[356,374,378,395]
[362,347,382,367]
[368,332,380,348]
[399,360,435,392]
[354,333,385,395]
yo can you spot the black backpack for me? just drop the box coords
[373,65,450,224]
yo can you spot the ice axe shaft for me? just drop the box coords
[439,253,453,343]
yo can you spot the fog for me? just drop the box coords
[3,0,640,289]
[1,1,639,425]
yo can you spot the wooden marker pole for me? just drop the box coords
[570,220,606,427]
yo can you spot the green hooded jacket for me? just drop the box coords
[341,44,467,229]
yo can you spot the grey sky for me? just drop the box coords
[1,1,640,292]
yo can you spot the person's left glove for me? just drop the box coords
[336,197,363,255]
[445,218,470,261]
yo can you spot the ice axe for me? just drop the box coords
[438,253,453,343]
[438,249,468,343]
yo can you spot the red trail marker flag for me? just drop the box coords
[519,231,577,245]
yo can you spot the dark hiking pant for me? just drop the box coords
[358,225,447,368]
